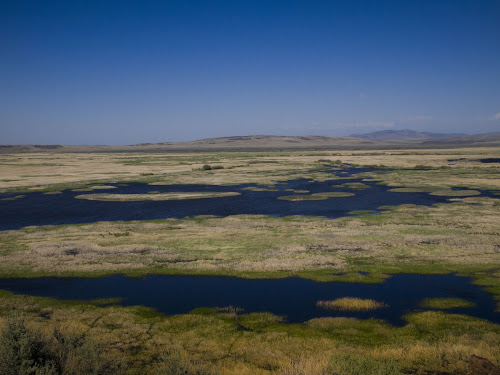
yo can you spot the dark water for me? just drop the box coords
[480,158,500,163]
[0,274,497,326]
[0,168,492,230]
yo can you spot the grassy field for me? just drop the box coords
[0,147,499,374]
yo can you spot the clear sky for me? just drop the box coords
[1,0,499,145]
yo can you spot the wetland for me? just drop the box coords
[0,148,499,374]
[0,167,492,230]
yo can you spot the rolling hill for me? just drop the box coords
[1,133,499,153]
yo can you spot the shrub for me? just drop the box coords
[0,315,107,375]
[0,315,57,375]
[202,165,212,170]
[52,328,104,375]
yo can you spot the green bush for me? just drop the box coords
[0,315,57,375]
[0,315,107,375]
[52,328,104,375]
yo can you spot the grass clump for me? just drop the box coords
[388,187,429,193]
[154,350,215,375]
[329,353,402,375]
[420,297,475,310]
[242,186,279,192]
[200,164,224,171]
[413,165,434,170]
[333,182,370,190]
[284,189,309,193]
[1,195,25,201]
[278,192,354,201]
[316,297,386,311]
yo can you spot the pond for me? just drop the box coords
[0,168,491,230]
[0,274,497,326]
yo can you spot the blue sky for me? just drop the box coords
[1,0,499,144]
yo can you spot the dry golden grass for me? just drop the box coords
[316,297,386,311]
[1,147,498,193]
[0,152,334,191]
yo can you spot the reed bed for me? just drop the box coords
[316,297,386,311]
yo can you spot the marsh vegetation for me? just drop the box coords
[316,298,386,311]
[0,147,498,374]
[420,298,475,310]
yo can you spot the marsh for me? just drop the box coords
[0,149,498,374]
[0,167,491,230]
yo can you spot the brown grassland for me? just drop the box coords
[0,147,499,374]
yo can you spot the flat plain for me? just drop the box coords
[0,146,499,374]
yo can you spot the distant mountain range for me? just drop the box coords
[1,132,499,153]
[348,129,469,141]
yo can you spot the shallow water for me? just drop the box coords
[480,158,500,163]
[0,168,491,230]
[0,274,497,326]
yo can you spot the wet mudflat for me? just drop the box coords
[0,273,497,326]
[0,168,491,230]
